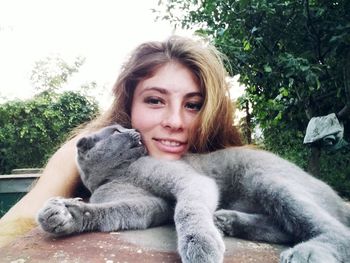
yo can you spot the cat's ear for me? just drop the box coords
[76,137,94,153]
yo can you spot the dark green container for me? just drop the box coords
[0,169,41,217]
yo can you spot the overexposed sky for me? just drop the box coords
[0,0,244,109]
[0,0,187,107]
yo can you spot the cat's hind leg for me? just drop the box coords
[279,229,350,263]
[214,209,293,244]
[255,183,350,263]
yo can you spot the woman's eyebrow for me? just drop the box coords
[140,87,168,95]
[140,87,203,98]
[185,92,203,99]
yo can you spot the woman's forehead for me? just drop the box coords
[135,62,201,95]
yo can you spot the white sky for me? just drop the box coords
[0,0,178,107]
[0,0,244,109]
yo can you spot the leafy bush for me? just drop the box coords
[319,151,350,199]
[0,91,99,174]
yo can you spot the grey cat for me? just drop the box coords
[37,124,350,263]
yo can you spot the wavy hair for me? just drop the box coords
[83,35,242,152]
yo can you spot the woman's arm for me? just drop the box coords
[0,135,83,246]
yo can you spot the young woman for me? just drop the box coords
[0,35,242,246]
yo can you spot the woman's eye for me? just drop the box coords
[186,102,202,111]
[144,97,164,105]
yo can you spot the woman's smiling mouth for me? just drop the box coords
[153,138,188,154]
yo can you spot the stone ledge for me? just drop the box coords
[11,168,43,174]
[0,225,286,263]
[0,174,39,194]
[0,174,40,179]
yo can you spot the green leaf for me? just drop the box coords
[264,65,272,73]
[243,40,251,51]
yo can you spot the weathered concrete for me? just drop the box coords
[0,174,40,217]
[0,225,286,263]
[0,174,39,194]
[11,169,43,175]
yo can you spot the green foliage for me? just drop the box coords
[158,0,350,198]
[157,0,349,125]
[319,151,350,198]
[0,91,99,174]
[262,126,310,170]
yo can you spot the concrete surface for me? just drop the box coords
[0,174,39,193]
[0,225,286,263]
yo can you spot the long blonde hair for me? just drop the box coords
[83,35,242,152]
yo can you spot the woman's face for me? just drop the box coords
[131,62,203,160]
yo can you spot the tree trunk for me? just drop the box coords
[307,146,321,177]
[245,100,252,144]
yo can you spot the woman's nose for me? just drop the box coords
[161,107,184,131]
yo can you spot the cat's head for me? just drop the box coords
[76,124,147,190]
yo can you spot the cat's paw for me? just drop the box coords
[178,225,225,263]
[37,197,86,235]
[213,209,238,236]
[280,242,340,263]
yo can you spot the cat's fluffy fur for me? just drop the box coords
[37,124,350,263]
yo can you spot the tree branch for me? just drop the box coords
[303,0,324,63]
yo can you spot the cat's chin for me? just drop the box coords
[133,145,148,157]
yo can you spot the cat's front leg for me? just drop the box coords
[37,197,91,235]
[177,223,225,263]
[175,202,225,263]
[172,175,224,263]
